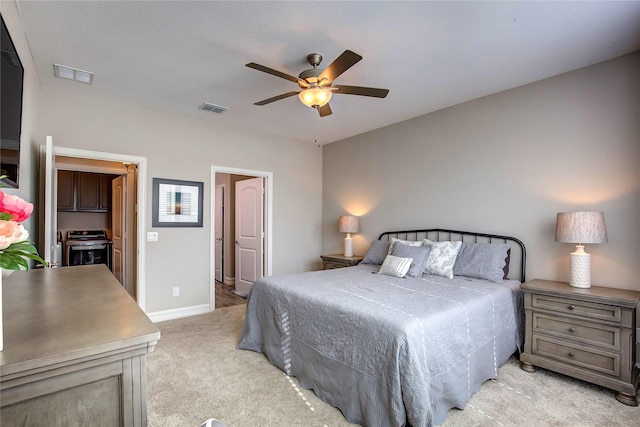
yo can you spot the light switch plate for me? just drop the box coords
[147,232,158,242]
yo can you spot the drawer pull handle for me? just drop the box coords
[568,327,576,333]
[568,352,575,358]
[567,305,575,310]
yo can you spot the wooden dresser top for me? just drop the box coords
[1,265,160,375]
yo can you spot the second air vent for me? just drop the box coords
[199,102,228,114]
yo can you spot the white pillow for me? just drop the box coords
[378,255,413,278]
[422,239,462,279]
[387,237,423,254]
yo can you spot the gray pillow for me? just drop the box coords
[361,240,391,265]
[387,237,423,254]
[391,242,431,278]
[453,242,510,282]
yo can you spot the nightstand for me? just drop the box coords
[519,279,640,406]
[320,254,364,270]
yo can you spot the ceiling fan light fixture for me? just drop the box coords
[298,87,332,108]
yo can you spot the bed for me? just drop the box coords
[238,229,526,427]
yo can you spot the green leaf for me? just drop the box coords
[0,253,22,270]
[0,212,15,220]
[0,240,47,270]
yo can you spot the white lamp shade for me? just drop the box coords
[555,211,607,288]
[339,215,358,257]
[338,216,359,233]
[555,211,607,244]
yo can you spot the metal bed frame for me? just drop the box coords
[378,228,527,283]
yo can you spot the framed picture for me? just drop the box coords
[152,178,203,227]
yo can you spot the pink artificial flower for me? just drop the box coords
[0,190,34,222]
[0,220,29,250]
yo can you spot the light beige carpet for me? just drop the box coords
[147,304,639,427]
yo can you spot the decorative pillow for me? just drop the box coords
[377,255,413,278]
[361,240,391,265]
[391,243,431,278]
[454,242,511,282]
[422,239,462,279]
[387,237,423,254]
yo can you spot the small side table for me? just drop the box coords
[320,254,364,270]
[519,279,640,406]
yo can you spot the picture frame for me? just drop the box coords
[152,178,203,227]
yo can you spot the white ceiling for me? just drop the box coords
[14,1,640,145]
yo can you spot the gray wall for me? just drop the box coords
[33,87,323,313]
[323,53,640,291]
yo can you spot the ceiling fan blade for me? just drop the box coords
[318,50,362,83]
[318,103,332,117]
[332,85,389,98]
[254,91,299,106]
[246,62,301,84]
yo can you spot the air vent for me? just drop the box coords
[53,64,94,84]
[199,102,228,114]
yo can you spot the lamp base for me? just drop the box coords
[344,234,353,257]
[569,245,591,288]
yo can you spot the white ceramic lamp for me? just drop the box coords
[338,215,359,257]
[555,211,608,288]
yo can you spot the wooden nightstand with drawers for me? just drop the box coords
[320,254,364,270]
[519,279,640,406]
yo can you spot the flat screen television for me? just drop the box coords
[0,14,24,188]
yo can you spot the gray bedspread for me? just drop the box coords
[238,265,524,427]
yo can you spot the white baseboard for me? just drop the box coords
[147,304,210,323]
[223,276,235,286]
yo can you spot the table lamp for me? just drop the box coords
[554,211,607,288]
[338,215,359,257]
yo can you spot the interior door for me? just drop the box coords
[111,175,126,289]
[40,136,58,266]
[235,177,263,295]
[214,184,224,283]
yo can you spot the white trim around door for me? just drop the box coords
[210,165,273,311]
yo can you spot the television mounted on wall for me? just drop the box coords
[0,14,24,188]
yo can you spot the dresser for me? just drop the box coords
[519,279,640,406]
[1,265,160,426]
[320,254,364,270]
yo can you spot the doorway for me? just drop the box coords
[210,166,272,310]
[55,157,137,296]
[41,141,148,311]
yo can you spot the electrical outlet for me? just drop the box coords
[147,232,158,242]
[172,287,179,297]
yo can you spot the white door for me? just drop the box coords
[40,136,58,266]
[235,177,263,295]
[112,175,126,288]
[214,184,224,283]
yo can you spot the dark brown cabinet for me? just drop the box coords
[58,171,115,212]
[100,174,113,211]
[57,170,75,210]
[76,171,101,211]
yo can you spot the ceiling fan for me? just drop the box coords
[246,50,389,117]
